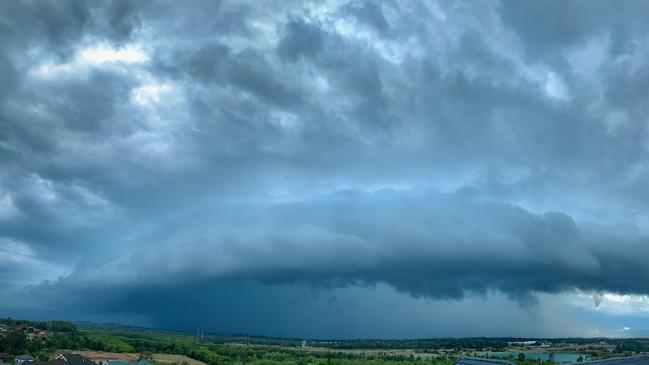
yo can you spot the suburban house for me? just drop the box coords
[12,353,99,365]
[55,351,157,365]
[27,331,50,340]
[30,361,66,365]
[16,355,35,364]
[55,353,98,365]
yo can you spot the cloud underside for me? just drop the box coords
[2,0,649,336]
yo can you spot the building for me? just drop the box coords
[55,352,141,365]
[455,358,517,365]
[16,355,35,364]
[31,361,66,365]
[56,353,98,365]
[572,356,649,365]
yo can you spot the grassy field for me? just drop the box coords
[152,354,209,365]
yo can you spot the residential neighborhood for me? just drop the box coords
[0,323,49,342]
[0,351,151,365]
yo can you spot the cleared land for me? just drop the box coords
[61,351,207,365]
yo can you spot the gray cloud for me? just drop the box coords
[2,0,649,336]
[41,190,649,299]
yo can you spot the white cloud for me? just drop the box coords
[0,238,35,263]
[0,193,21,221]
[78,44,149,64]
[544,71,571,101]
[0,238,69,288]
[30,42,149,79]
[571,291,649,316]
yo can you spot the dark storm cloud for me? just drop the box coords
[103,0,143,41]
[2,0,649,336]
[498,0,649,60]
[27,190,649,299]
[0,0,90,51]
[278,19,325,61]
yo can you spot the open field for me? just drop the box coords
[62,351,139,362]
[152,354,208,365]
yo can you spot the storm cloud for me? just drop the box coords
[2,0,649,337]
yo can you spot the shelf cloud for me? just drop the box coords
[2,0,649,337]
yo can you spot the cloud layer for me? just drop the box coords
[2,0,649,337]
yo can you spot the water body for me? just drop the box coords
[484,352,586,363]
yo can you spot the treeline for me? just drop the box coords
[0,319,78,333]
[204,336,508,351]
[310,339,506,350]
[615,339,649,353]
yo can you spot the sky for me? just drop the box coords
[2,0,649,339]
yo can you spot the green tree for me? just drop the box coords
[518,354,525,362]
[577,356,583,363]
[4,330,27,354]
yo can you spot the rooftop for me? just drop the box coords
[56,353,98,365]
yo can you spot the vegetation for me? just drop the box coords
[0,320,457,365]
[2,318,649,365]
[309,339,506,351]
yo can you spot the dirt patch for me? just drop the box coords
[57,351,205,365]
[58,351,140,362]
